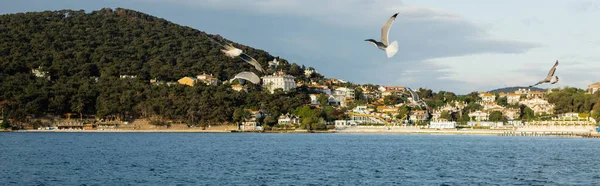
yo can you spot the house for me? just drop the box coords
[304,69,314,77]
[507,93,521,104]
[239,110,263,131]
[334,87,355,100]
[483,104,505,113]
[514,88,531,95]
[519,98,554,115]
[240,121,262,131]
[429,121,456,129]
[178,77,197,86]
[278,114,300,126]
[527,91,545,99]
[262,71,297,94]
[196,73,219,86]
[502,108,520,120]
[309,94,320,105]
[468,110,489,121]
[588,82,600,94]
[479,92,496,103]
[119,75,137,79]
[231,84,247,92]
[31,67,49,80]
[409,110,428,122]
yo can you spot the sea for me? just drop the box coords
[1,133,599,185]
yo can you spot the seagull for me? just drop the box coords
[221,43,243,58]
[239,53,265,73]
[268,58,279,68]
[550,76,559,84]
[208,37,265,73]
[365,12,400,58]
[529,60,559,87]
[230,71,261,85]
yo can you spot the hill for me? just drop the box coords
[488,87,545,94]
[0,8,324,125]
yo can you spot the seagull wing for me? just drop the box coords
[380,12,399,46]
[551,76,559,84]
[232,71,261,85]
[207,37,225,47]
[545,60,558,80]
[240,53,265,72]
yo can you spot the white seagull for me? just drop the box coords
[268,58,279,68]
[230,71,261,85]
[530,60,559,87]
[208,37,265,73]
[365,12,400,58]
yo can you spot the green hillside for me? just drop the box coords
[0,8,322,125]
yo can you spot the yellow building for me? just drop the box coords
[177,77,196,87]
[588,82,600,94]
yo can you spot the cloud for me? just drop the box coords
[521,17,544,26]
[570,1,600,12]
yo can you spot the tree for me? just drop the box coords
[383,95,403,105]
[440,111,452,121]
[496,96,508,106]
[489,111,503,122]
[520,105,535,121]
[397,105,411,120]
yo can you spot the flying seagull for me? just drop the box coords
[208,37,265,73]
[365,12,400,58]
[239,53,265,73]
[268,58,279,68]
[529,60,559,87]
[230,71,261,85]
[550,76,559,84]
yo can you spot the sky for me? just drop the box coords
[2,0,600,94]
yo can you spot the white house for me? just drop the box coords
[588,82,600,94]
[479,92,496,103]
[196,73,219,86]
[334,87,355,100]
[309,94,320,105]
[429,121,456,129]
[278,114,300,125]
[468,110,489,121]
[262,71,297,94]
[507,93,521,104]
[519,98,554,115]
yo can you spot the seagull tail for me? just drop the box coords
[385,40,399,58]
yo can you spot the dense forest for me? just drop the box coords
[0,8,324,126]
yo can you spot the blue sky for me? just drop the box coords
[2,0,600,94]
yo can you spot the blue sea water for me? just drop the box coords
[1,133,600,185]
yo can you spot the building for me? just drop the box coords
[519,98,555,115]
[119,75,137,79]
[429,121,456,129]
[177,77,197,86]
[262,71,297,94]
[468,110,489,121]
[334,87,355,100]
[409,110,428,122]
[515,88,531,95]
[479,92,496,103]
[507,93,521,104]
[502,108,520,120]
[278,114,300,126]
[231,84,247,92]
[588,82,600,94]
[196,73,219,86]
[304,69,314,77]
[527,91,545,99]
